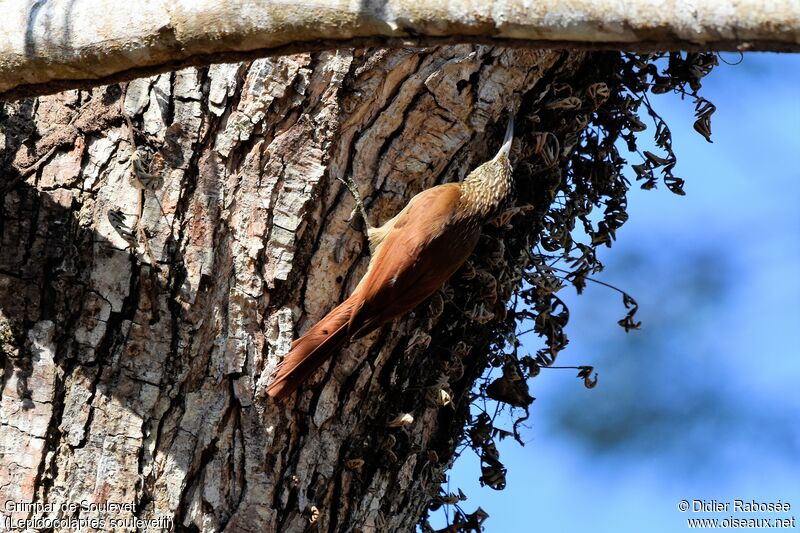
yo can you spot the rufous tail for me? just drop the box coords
[266,298,357,400]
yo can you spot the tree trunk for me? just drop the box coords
[1,46,592,532]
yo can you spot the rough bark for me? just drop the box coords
[2,0,799,100]
[1,46,585,531]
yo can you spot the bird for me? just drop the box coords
[267,114,516,399]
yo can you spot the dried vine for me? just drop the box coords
[422,51,718,532]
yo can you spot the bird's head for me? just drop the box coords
[460,112,516,214]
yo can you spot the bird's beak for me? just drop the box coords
[496,113,514,159]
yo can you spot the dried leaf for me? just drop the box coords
[386,413,414,428]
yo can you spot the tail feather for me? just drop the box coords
[267,298,356,400]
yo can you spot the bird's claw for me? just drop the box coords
[336,175,372,230]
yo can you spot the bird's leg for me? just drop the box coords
[337,175,372,230]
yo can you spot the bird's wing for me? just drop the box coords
[366,184,449,256]
[350,183,479,334]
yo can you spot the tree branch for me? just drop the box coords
[1,0,799,101]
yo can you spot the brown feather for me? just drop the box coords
[266,184,480,399]
[351,184,479,335]
[266,297,359,399]
[268,116,515,399]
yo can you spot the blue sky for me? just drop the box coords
[440,53,800,532]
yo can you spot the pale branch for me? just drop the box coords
[1,0,799,101]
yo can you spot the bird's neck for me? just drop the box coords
[458,154,513,220]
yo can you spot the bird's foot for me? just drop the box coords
[336,175,372,230]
